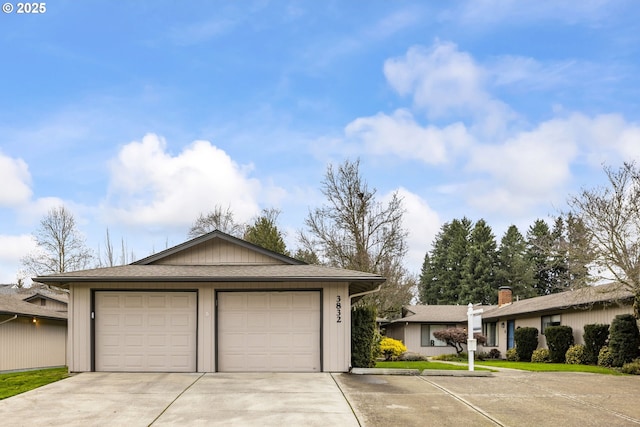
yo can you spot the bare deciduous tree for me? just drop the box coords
[188,205,245,239]
[299,159,412,318]
[22,205,94,275]
[568,162,640,317]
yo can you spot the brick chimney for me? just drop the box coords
[498,286,512,307]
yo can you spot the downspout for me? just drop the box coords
[0,315,18,325]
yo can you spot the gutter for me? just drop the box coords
[0,315,18,325]
[349,284,382,306]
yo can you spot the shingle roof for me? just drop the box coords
[0,294,67,320]
[482,283,634,320]
[390,283,633,324]
[22,291,69,305]
[390,304,481,323]
[35,264,385,294]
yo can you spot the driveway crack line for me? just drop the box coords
[418,376,506,427]
[148,373,205,426]
[330,373,363,427]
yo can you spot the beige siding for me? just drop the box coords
[153,240,284,265]
[69,281,352,373]
[490,303,633,357]
[0,315,66,371]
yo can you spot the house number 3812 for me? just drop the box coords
[336,295,342,323]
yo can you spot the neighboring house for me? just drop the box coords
[386,285,633,358]
[384,305,495,357]
[22,291,69,312]
[484,284,634,357]
[0,294,67,371]
[35,230,384,373]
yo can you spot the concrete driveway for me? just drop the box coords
[2,370,640,426]
[335,370,640,427]
[0,372,359,426]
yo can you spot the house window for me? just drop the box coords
[541,314,561,334]
[40,299,46,306]
[483,322,498,347]
[421,324,453,347]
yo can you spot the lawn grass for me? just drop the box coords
[375,360,489,371]
[0,367,69,400]
[474,360,623,374]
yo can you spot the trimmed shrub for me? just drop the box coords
[565,344,587,365]
[544,326,574,363]
[621,358,640,375]
[379,337,407,361]
[506,348,519,361]
[583,324,610,365]
[399,352,429,361]
[488,348,501,359]
[531,348,550,363]
[598,346,613,368]
[351,305,377,368]
[609,314,640,367]
[514,327,539,362]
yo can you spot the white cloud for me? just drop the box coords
[576,113,640,165]
[465,113,640,215]
[105,134,277,227]
[383,188,440,273]
[345,109,473,165]
[383,41,516,138]
[0,234,36,283]
[0,152,32,207]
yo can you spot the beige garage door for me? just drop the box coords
[95,291,197,372]
[217,291,321,372]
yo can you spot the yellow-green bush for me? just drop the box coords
[621,358,640,375]
[379,337,407,361]
[506,348,519,361]
[565,344,587,365]
[531,348,550,363]
[598,346,614,367]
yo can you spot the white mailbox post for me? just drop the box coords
[467,303,483,371]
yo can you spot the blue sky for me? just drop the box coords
[1,0,640,283]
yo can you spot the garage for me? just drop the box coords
[94,291,197,372]
[217,291,321,372]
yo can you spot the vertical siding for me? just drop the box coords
[562,305,633,345]
[0,316,66,371]
[154,241,283,265]
[199,287,214,372]
[71,286,91,372]
[322,283,349,372]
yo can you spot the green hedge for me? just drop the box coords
[351,305,377,368]
[514,327,539,362]
[609,314,640,367]
[583,324,609,365]
[545,325,574,363]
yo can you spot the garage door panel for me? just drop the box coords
[95,291,197,372]
[218,291,320,372]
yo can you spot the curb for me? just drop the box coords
[350,368,420,375]
[350,368,493,377]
